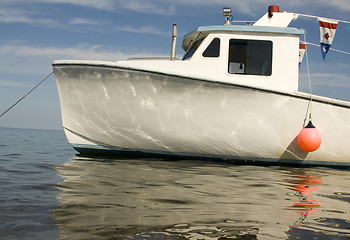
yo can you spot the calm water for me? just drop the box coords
[0,127,349,240]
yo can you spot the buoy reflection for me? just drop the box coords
[292,175,322,216]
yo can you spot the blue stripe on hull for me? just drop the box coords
[72,144,350,169]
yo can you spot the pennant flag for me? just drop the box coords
[299,43,307,67]
[318,17,338,60]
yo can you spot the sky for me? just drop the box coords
[0,0,350,130]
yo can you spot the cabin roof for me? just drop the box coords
[182,25,305,51]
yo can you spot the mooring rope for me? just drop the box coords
[302,33,314,127]
[0,71,53,118]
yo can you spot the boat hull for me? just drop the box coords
[54,64,350,167]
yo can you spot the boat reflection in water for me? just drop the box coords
[53,157,350,239]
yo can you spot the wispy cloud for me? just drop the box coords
[115,25,169,36]
[152,0,350,17]
[69,18,100,25]
[310,73,350,88]
[43,0,117,10]
[0,80,31,88]
[299,68,350,90]
[2,0,350,16]
[0,8,60,26]
[1,0,176,14]
[1,0,115,11]
[0,43,167,75]
[317,0,350,13]
[118,1,176,15]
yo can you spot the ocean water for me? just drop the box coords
[0,127,349,240]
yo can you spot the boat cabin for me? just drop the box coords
[119,7,304,94]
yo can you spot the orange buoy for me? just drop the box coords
[298,121,322,152]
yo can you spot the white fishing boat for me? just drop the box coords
[53,5,350,167]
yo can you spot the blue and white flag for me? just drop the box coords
[299,43,306,67]
[318,17,338,60]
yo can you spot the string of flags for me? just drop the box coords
[299,43,307,67]
[298,15,341,66]
[289,10,350,64]
[318,17,338,60]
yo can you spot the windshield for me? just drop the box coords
[182,37,205,60]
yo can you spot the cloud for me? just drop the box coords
[2,0,349,26]
[316,0,350,13]
[0,0,176,15]
[299,70,350,101]
[310,73,350,88]
[115,25,169,36]
[299,69,350,90]
[118,1,176,15]
[0,43,137,60]
[3,0,350,16]
[0,80,31,88]
[0,0,115,11]
[158,0,350,17]
[45,0,176,15]
[0,43,167,76]
[69,18,100,25]
[0,8,60,26]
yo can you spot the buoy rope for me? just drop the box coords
[0,71,53,118]
[303,33,313,127]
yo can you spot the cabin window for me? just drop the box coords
[228,39,272,76]
[183,38,205,60]
[202,38,220,57]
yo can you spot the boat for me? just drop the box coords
[53,5,350,167]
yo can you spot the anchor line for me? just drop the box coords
[0,71,53,118]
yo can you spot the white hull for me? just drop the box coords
[54,63,350,167]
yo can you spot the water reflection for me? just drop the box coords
[53,157,350,239]
[292,175,321,216]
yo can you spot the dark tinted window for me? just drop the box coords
[203,38,220,57]
[228,39,272,76]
